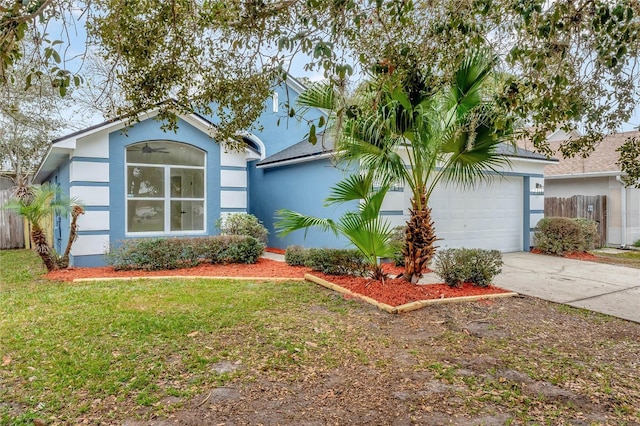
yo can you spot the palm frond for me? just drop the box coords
[274,209,338,237]
[325,173,373,205]
[297,81,337,111]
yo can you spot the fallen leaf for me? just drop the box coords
[2,356,11,366]
[187,331,200,337]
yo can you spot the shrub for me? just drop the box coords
[199,235,264,264]
[216,213,269,244]
[106,238,204,271]
[285,245,308,266]
[304,248,368,276]
[633,239,640,248]
[388,226,406,266]
[106,236,264,270]
[534,217,598,255]
[432,248,503,287]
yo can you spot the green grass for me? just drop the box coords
[0,250,355,424]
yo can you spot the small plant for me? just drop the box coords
[216,213,269,244]
[304,248,368,276]
[388,226,406,266]
[632,239,640,248]
[534,217,598,255]
[432,248,503,287]
[285,245,308,266]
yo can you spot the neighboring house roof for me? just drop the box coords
[257,132,553,169]
[530,130,638,178]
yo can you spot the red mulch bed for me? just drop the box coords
[530,248,598,261]
[265,247,286,255]
[44,259,510,308]
[314,273,511,306]
[45,258,311,281]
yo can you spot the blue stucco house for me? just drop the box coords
[34,77,554,267]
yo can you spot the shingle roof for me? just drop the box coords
[257,132,334,166]
[258,133,552,168]
[519,130,638,176]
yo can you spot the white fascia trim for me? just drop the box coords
[33,146,74,183]
[284,76,307,94]
[546,171,621,180]
[181,113,217,136]
[507,156,558,165]
[256,152,334,169]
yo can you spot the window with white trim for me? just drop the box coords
[126,141,206,234]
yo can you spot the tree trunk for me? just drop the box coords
[31,226,58,272]
[58,205,85,269]
[403,196,437,284]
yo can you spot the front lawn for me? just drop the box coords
[1,249,639,425]
[591,249,640,269]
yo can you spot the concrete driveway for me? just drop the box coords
[494,252,640,323]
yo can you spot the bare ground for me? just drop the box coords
[122,295,640,426]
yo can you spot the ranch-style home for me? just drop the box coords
[34,78,555,267]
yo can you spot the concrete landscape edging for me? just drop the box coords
[304,273,519,314]
[72,276,307,283]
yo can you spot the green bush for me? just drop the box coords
[106,236,264,270]
[199,235,265,264]
[106,238,204,271]
[216,213,269,244]
[304,248,368,276]
[432,248,503,287]
[388,226,406,266]
[534,217,598,255]
[285,245,308,266]
[633,239,640,248]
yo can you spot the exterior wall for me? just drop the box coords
[248,158,356,249]
[251,157,548,253]
[108,117,224,255]
[544,176,640,246]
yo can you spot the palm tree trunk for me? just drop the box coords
[31,225,58,272]
[403,195,437,284]
[58,205,85,269]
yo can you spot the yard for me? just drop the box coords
[1,249,639,425]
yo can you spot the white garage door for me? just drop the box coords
[419,176,523,252]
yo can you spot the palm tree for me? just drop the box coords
[4,183,80,272]
[299,50,514,283]
[275,173,395,280]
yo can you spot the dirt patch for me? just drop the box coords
[137,297,640,425]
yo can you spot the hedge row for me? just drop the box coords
[106,235,264,271]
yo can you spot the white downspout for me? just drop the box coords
[616,175,627,248]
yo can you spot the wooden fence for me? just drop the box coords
[0,188,25,249]
[545,195,607,247]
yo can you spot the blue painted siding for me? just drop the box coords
[73,254,108,268]
[200,82,326,158]
[108,117,222,247]
[248,159,357,249]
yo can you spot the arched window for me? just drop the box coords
[126,141,206,234]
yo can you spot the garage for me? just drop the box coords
[426,176,524,252]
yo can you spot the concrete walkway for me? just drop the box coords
[494,252,640,323]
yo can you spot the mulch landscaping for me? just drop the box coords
[44,257,511,308]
